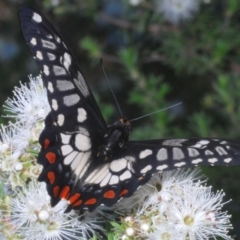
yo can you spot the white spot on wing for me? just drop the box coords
[110,158,127,172]
[73,72,90,97]
[208,158,218,163]
[53,65,67,76]
[30,38,37,45]
[61,133,71,144]
[156,164,168,170]
[61,145,73,156]
[109,175,119,185]
[77,108,87,122]
[55,36,61,43]
[174,162,186,167]
[71,152,90,179]
[47,52,56,61]
[173,147,184,160]
[191,140,210,149]
[139,149,153,159]
[48,82,54,93]
[224,158,232,163]
[157,148,167,161]
[198,140,210,145]
[215,146,227,155]
[85,164,109,184]
[120,170,132,181]
[192,158,203,164]
[205,150,213,155]
[100,172,112,187]
[188,148,199,157]
[56,80,75,91]
[70,152,83,170]
[64,151,78,165]
[32,12,42,22]
[62,52,71,71]
[43,65,49,75]
[125,156,135,162]
[75,134,91,151]
[140,165,152,174]
[36,51,43,60]
[162,139,186,146]
[42,39,56,49]
[46,34,53,39]
[57,114,65,126]
[51,99,58,111]
[74,152,91,179]
[78,127,89,136]
[63,94,80,106]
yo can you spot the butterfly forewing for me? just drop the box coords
[20,7,106,132]
[20,7,240,213]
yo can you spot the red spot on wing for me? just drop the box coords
[85,198,97,205]
[104,190,115,199]
[73,199,82,207]
[60,186,70,199]
[46,152,56,164]
[69,193,81,204]
[53,186,59,197]
[119,189,128,197]
[44,139,50,149]
[47,171,55,184]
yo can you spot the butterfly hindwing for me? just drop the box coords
[125,138,240,173]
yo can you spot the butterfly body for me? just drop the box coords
[97,118,131,161]
[20,7,240,212]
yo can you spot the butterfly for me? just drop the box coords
[20,6,240,212]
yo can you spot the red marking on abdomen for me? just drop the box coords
[85,198,97,205]
[46,152,56,164]
[60,186,70,199]
[47,171,55,184]
[104,190,115,199]
[44,139,50,149]
[119,189,128,197]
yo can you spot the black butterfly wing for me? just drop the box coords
[124,138,240,173]
[20,7,109,210]
[20,7,106,132]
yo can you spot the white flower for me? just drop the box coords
[157,0,200,24]
[0,121,34,157]
[4,75,50,126]
[167,186,232,239]
[0,124,14,154]
[8,180,104,240]
[129,0,142,6]
[115,169,232,240]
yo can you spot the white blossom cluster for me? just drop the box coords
[115,169,232,239]
[0,76,233,239]
[129,0,212,24]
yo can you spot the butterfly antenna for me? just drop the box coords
[130,102,182,122]
[101,59,123,117]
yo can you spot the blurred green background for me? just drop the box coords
[1,0,240,238]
